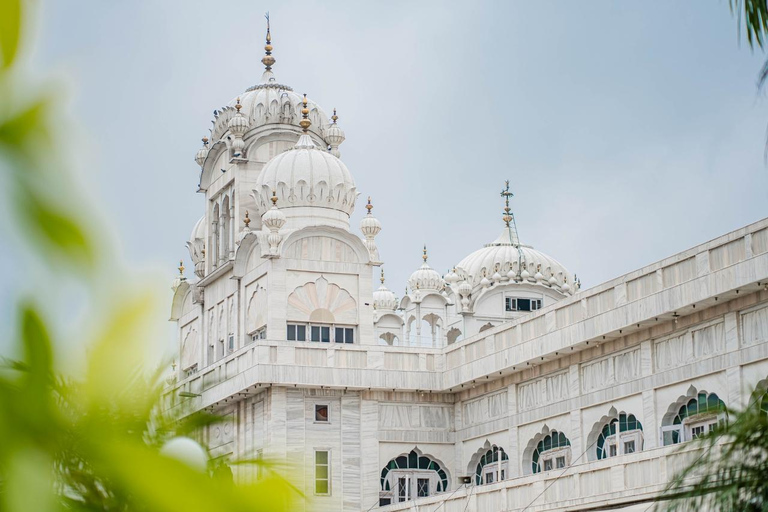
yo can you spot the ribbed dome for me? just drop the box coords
[408,263,445,293]
[373,284,398,312]
[253,133,357,221]
[455,228,574,295]
[209,75,330,143]
[189,215,205,244]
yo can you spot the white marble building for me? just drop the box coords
[169,25,768,512]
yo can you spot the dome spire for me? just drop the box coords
[261,12,276,74]
[293,94,316,149]
[500,180,521,247]
[380,267,386,284]
[300,94,310,133]
[423,245,428,263]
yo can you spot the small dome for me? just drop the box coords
[373,270,397,311]
[408,247,444,293]
[194,137,209,167]
[326,121,345,146]
[189,215,205,244]
[360,198,381,237]
[253,132,357,224]
[261,193,287,231]
[227,100,250,136]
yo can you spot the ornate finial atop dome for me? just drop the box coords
[235,98,242,112]
[195,137,210,167]
[271,189,278,206]
[360,196,381,261]
[500,180,521,247]
[244,210,251,228]
[300,94,311,133]
[423,245,428,263]
[262,12,275,72]
[327,107,345,157]
[172,259,187,291]
[171,260,187,292]
[380,267,386,284]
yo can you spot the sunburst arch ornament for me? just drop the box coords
[287,276,357,324]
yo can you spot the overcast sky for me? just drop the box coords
[2,1,767,357]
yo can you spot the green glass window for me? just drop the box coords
[596,413,643,460]
[474,446,509,485]
[531,431,571,474]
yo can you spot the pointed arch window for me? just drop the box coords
[661,392,727,445]
[379,450,448,506]
[531,430,571,474]
[474,446,508,485]
[596,413,643,459]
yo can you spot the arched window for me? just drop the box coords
[210,203,220,268]
[661,391,727,445]
[379,450,448,506]
[531,430,571,474]
[596,413,643,459]
[474,446,508,485]
[446,327,462,345]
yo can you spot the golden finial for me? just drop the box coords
[365,196,373,213]
[201,247,205,257]
[244,210,251,228]
[332,108,338,124]
[422,245,428,263]
[178,260,185,275]
[271,190,278,206]
[299,94,311,133]
[262,12,275,71]
[235,98,242,112]
[380,267,385,284]
[202,136,209,146]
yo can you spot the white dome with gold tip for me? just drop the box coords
[453,182,577,296]
[208,28,331,145]
[373,269,398,312]
[408,246,445,293]
[252,96,357,229]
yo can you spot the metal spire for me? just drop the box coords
[500,180,524,280]
[262,12,275,72]
[500,180,521,247]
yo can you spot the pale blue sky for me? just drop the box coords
[2,1,767,356]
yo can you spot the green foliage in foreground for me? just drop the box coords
[658,395,768,511]
[0,302,300,512]
[0,0,300,510]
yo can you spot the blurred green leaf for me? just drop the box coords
[0,0,21,69]
[15,183,94,267]
[20,304,52,393]
[0,99,50,155]
[84,294,156,411]
[3,447,58,512]
[730,0,768,49]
